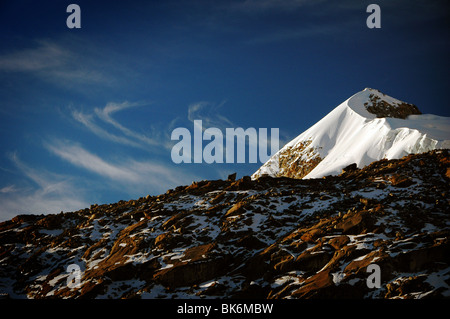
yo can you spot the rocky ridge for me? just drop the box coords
[0,150,449,299]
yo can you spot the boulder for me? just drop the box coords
[227,176,253,191]
[335,211,376,235]
[291,269,334,298]
[328,235,350,250]
[300,228,324,243]
[390,174,414,187]
[225,201,246,217]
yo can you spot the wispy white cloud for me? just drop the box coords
[0,40,67,72]
[0,39,109,85]
[0,153,89,221]
[94,101,161,147]
[1,142,197,221]
[45,141,140,182]
[71,101,170,150]
[71,109,144,148]
[44,139,197,191]
[0,185,19,194]
[188,100,233,129]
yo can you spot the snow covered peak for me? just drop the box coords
[252,88,450,180]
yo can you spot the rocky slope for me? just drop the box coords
[252,88,450,180]
[1,149,449,299]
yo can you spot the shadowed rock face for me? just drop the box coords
[0,150,449,299]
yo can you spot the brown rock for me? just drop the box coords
[225,201,246,217]
[183,243,216,261]
[300,228,324,243]
[210,192,225,205]
[344,249,388,274]
[365,93,421,119]
[288,240,308,253]
[227,172,237,181]
[154,232,192,250]
[273,255,294,272]
[11,214,41,225]
[227,176,253,190]
[162,211,190,230]
[271,140,323,179]
[268,247,292,265]
[36,214,64,229]
[335,211,376,235]
[291,269,334,298]
[390,174,414,187]
[342,163,358,174]
[322,244,358,272]
[384,275,435,298]
[328,235,350,250]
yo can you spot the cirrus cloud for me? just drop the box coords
[44,139,198,192]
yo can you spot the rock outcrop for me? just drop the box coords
[364,89,422,119]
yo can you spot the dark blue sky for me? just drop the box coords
[0,0,449,220]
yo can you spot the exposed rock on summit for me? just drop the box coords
[364,90,421,119]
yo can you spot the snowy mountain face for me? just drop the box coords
[252,88,450,180]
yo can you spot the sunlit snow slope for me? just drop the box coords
[253,88,450,179]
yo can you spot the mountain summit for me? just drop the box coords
[252,88,450,180]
